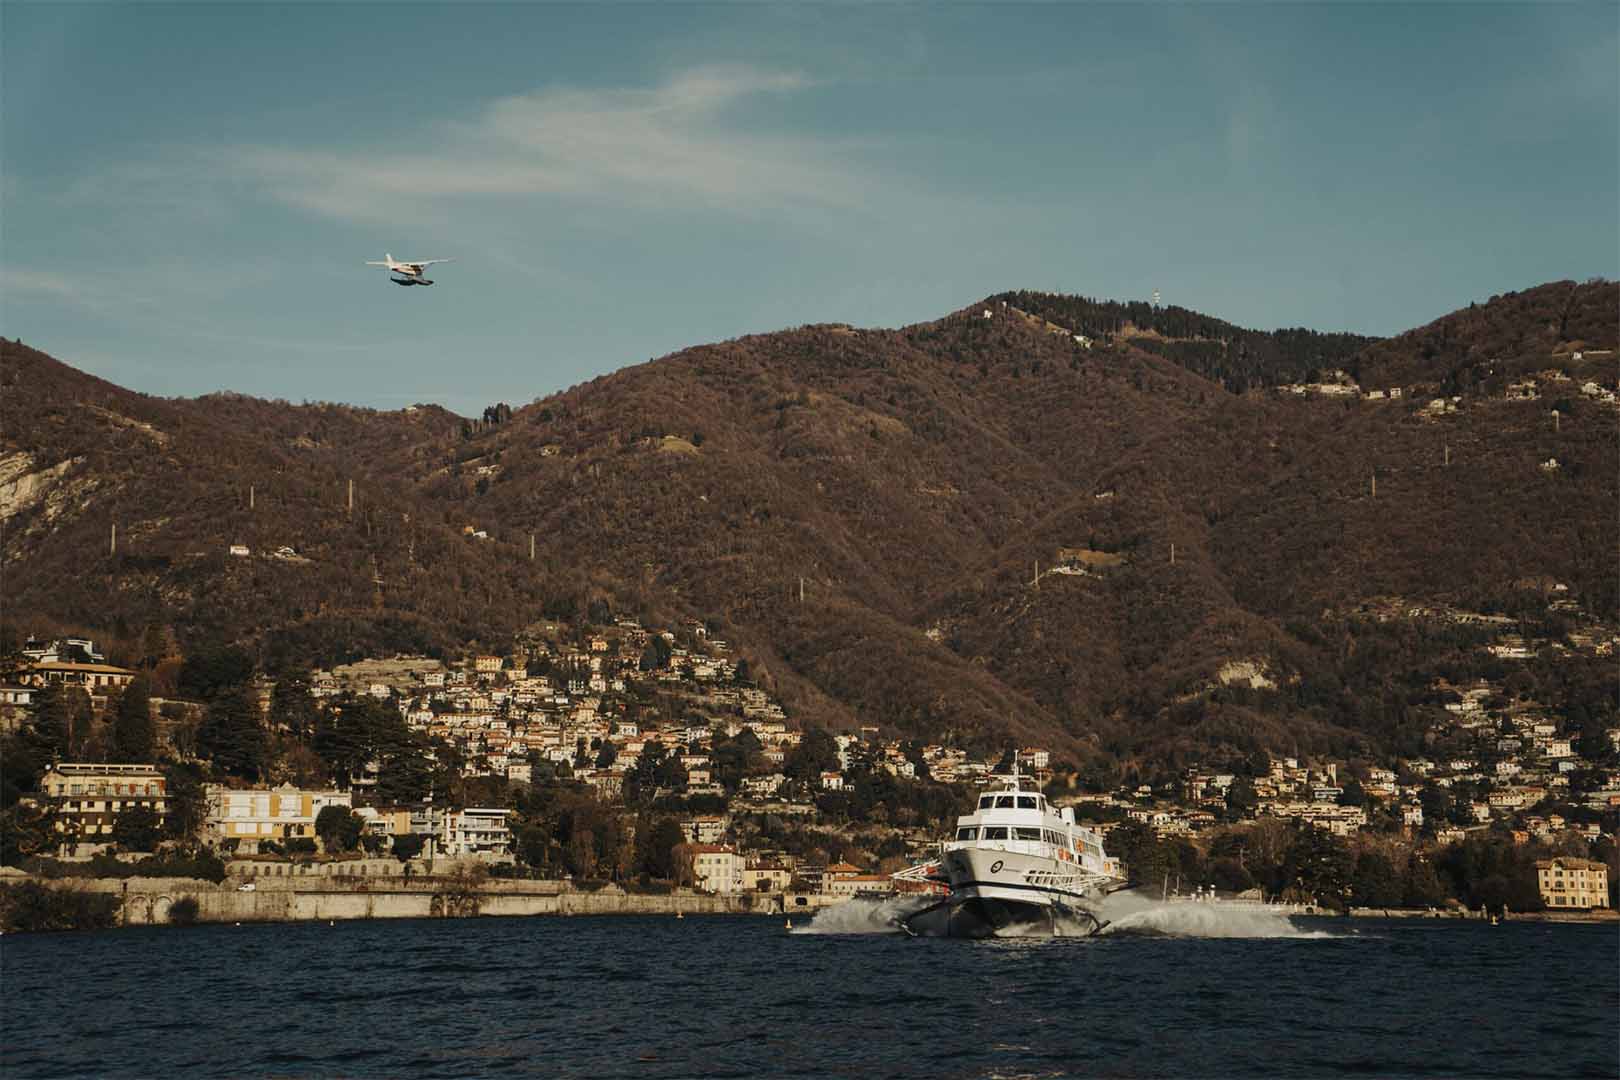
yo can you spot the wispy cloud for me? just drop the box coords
[1,267,158,320]
[3,268,84,301]
[0,264,398,357]
[205,65,867,225]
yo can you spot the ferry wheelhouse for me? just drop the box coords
[893,768,1126,937]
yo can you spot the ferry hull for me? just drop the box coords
[905,848,1106,937]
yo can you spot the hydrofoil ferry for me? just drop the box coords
[891,766,1127,937]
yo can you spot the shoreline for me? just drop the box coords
[1344,905,1617,923]
[8,874,1615,931]
[5,873,796,928]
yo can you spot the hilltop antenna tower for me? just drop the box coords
[1152,288,1161,309]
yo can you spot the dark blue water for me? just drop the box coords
[2,914,1615,1078]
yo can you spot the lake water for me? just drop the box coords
[3,896,1616,1078]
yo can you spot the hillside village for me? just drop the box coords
[3,280,1617,917]
[4,589,1617,912]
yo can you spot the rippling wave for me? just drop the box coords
[2,914,1613,1078]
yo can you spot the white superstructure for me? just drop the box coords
[893,766,1126,936]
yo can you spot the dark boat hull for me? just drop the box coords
[900,895,1106,938]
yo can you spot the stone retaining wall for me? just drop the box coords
[38,876,781,926]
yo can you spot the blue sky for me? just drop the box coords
[4,3,1615,416]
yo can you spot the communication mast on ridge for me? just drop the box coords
[1152,289,1161,309]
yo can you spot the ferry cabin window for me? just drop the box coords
[983,827,1010,840]
[1014,827,1043,841]
[956,827,979,841]
[995,796,1016,808]
[1016,796,1037,809]
[978,797,994,809]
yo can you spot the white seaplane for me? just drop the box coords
[366,253,454,287]
[891,762,1129,937]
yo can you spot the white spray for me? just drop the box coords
[791,896,935,935]
[1097,890,1339,939]
[792,891,1343,940]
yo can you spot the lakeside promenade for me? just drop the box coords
[8,871,791,926]
[8,868,1615,930]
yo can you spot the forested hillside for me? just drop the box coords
[3,279,1616,773]
[989,290,1377,392]
[1346,279,1615,391]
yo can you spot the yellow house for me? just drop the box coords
[355,806,414,840]
[207,783,351,852]
[38,763,168,846]
[1535,857,1611,910]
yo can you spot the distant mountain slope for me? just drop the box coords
[1,342,552,667]
[2,279,1615,766]
[988,290,1379,392]
[1346,279,1617,391]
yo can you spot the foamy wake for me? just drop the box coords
[791,891,1343,939]
[1097,892,1340,939]
[791,896,933,934]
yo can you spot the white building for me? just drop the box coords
[690,844,744,894]
[442,807,513,862]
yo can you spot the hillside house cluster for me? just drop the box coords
[302,618,806,805]
[206,781,516,864]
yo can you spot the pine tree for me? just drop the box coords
[29,683,93,761]
[269,669,318,740]
[197,686,267,781]
[376,739,433,804]
[161,761,208,842]
[111,674,156,762]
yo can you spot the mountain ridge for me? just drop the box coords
[3,279,1615,769]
